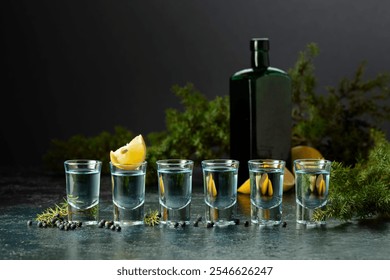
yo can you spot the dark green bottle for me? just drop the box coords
[229,38,292,184]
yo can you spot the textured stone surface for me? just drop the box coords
[0,173,389,260]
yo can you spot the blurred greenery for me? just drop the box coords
[43,83,230,185]
[145,83,230,183]
[43,126,134,174]
[43,43,390,187]
[289,43,390,165]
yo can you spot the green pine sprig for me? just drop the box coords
[36,199,68,226]
[144,209,161,226]
[313,129,390,221]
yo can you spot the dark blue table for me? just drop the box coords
[1,172,389,260]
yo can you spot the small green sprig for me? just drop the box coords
[144,209,161,226]
[36,199,68,226]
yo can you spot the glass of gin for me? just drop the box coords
[157,159,193,226]
[249,159,285,226]
[110,161,147,226]
[294,159,331,226]
[202,159,239,226]
[64,160,102,225]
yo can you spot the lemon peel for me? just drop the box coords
[159,175,165,196]
[258,173,269,196]
[257,173,273,197]
[207,174,217,197]
[267,180,273,196]
[316,174,326,195]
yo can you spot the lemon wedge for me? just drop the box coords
[291,145,323,165]
[283,167,295,192]
[237,178,250,194]
[110,134,146,169]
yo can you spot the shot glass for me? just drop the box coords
[110,161,147,226]
[157,159,193,225]
[64,160,102,225]
[202,159,239,226]
[294,159,332,226]
[249,159,285,226]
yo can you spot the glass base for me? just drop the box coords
[113,202,144,226]
[296,203,326,226]
[205,204,236,226]
[67,203,99,225]
[160,204,191,225]
[251,203,282,226]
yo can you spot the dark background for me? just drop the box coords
[2,0,390,169]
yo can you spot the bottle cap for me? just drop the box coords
[250,38,269,51]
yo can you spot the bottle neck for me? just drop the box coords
[251,50,270,69]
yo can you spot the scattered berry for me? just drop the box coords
[282,221,287,228]
[105,221,114,229]
[206,222,214,228]
[27,220,32,226]
[244,221,250,227]
[234,218,240,225]
[193,221,199,227]
[96,220,120,232]
[174,222,180,228]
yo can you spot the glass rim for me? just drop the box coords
[156,159,194,166]
[109,160,147,167]
[64,159,102,166]
[201,159,239,166]
[248,159,285,169]
[248,159,285,164]
[294,159,332,171]
[294,159,332,165]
